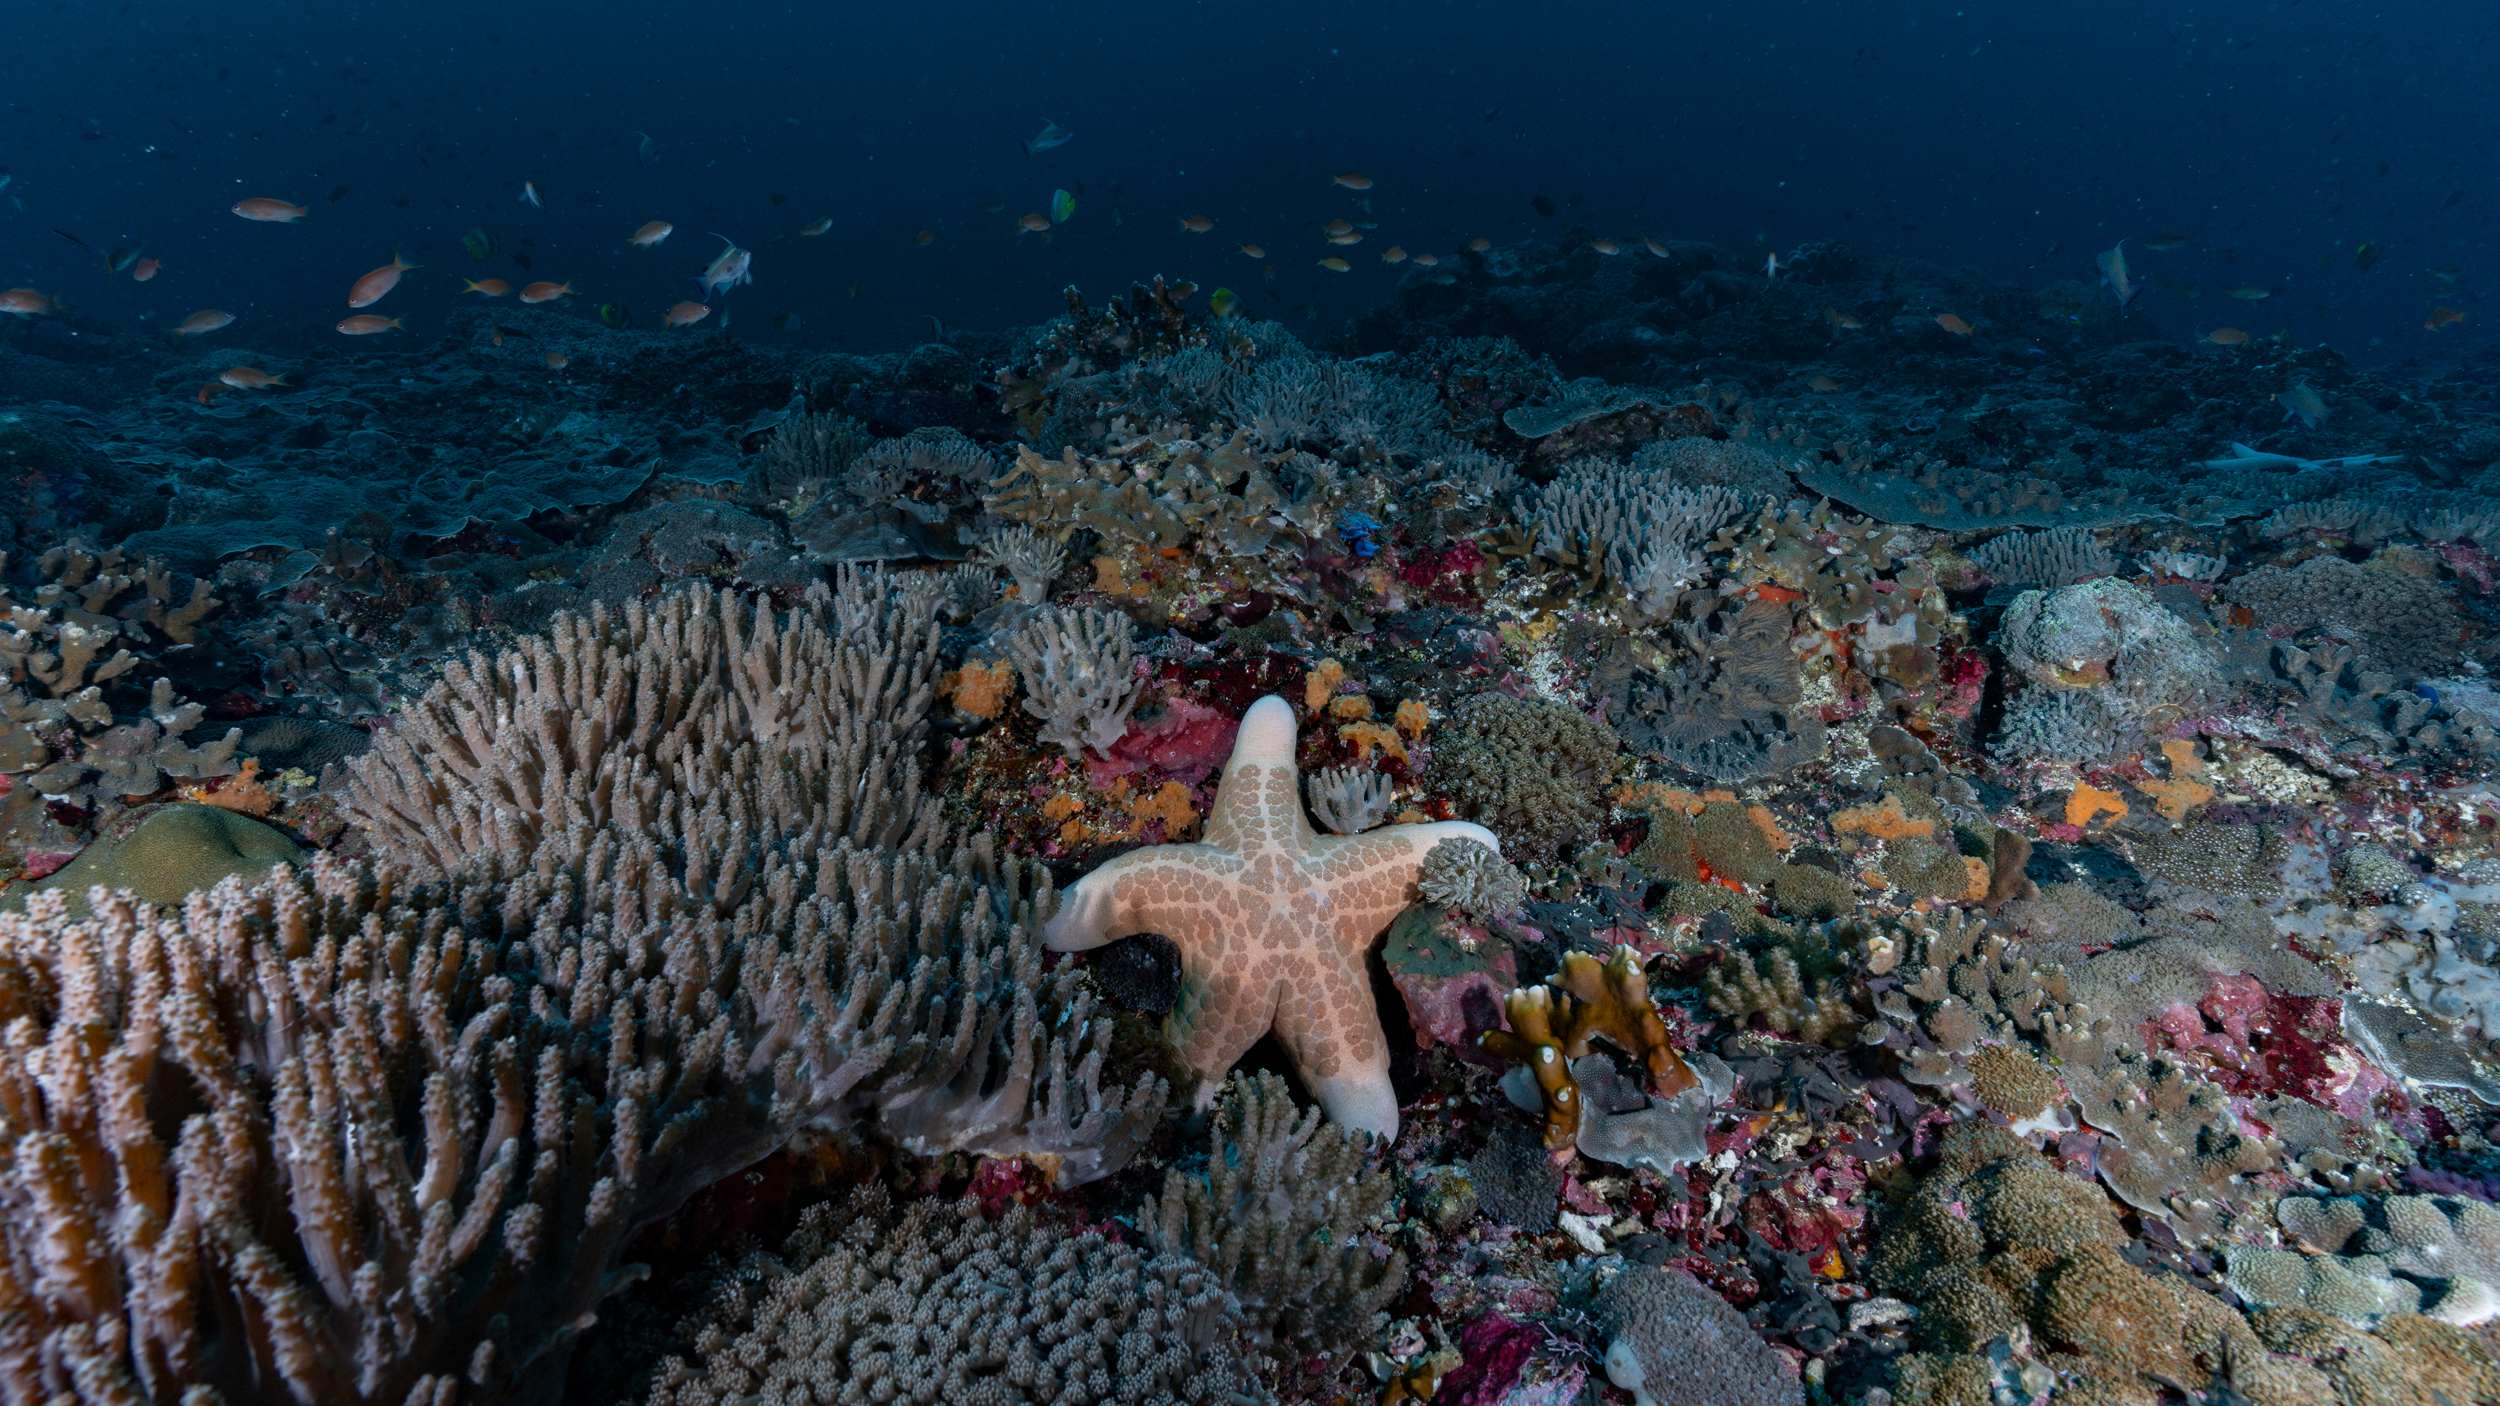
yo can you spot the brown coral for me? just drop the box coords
[1480,946,1698,1150]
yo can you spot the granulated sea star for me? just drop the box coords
[1043,693,1502,1140]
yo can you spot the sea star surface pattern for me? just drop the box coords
[1043,693,1501,1139]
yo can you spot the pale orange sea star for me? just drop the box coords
[1043,694,1501,1139]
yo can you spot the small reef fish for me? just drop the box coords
[1052,189,1075,223]
[131,257,161,282]
[1180,214,1216,233]
[1381,246,1408,264]
[1765,252,1783,281]
[916,228,936,245]
[0,289,58,316]
[519,280,576,304]
[218,367,286,389]
[1467,237,1491,252]
[348,252,417,308]
[1323,218,1354,237]
[629,221,673,247]
[598,302,633,328]
[772,311,801,331]
[2144,234,2197,251]
[2427,307,2466,331]
[2199,327,2249,345]
[1825,306,1865,331]
[2224,285,2272,300]
[1644,236,1669,257]
[634,131,663,166]
[2428,266,2463,292]
[1411,252,1440,267]
[664,300,711,327]
[1809,375,1843,393]
[105,239,147,273]
[545,351,569,369]
[1317,257,1351,272]
[1589,239,1620,256]
[520,182,543,209]
[2355,241,2384,272]
[2276,382,2330,428]
[463,278,512,296]
[799,216,834,237]
[1332,173,1373,189]
[695,237,752,299]
[2196,441,2397,473]
[1022,120,1074,155]
[1238,243,1265,258]
[1935,313,1974,336]
[231,198,307,222]
[170,309,234,336]
[1209,287,1240,317]
[2097,240,2143,312]
[196,382,223,405]
[1327,231,1362,246]
[1017,213,1050,232]
[336,314,402,335]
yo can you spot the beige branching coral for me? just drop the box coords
[1004,605,1147,759]
[1705,945,1860,1046]
[1480,947,1699,1151]
[345,568,945,881]
[1145,1072,1406,1360]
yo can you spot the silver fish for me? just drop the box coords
[1022,120,1074,155]
[695,235,753,300]
[2097,240,2143,312]
[2276,382,2330,428]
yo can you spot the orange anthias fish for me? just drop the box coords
[1327,230,1362,246]
[1380,246,1408,264]
[231,197,308,222]
[1180,214,1216,233]
[629,220,674,248]
[1590,239,1621,255]
[664,301,711,328]
[1317,257,1351,273]
[196,382,224,405]
[1411,252,1440,267]
[1323,219,1354,237]
[915,228,936,245]
[2427,306,2467,331]
[1466,236,1491,252]
[218,367,287,390]
[336,315,404,335]
[171,309,235,337]
[1825,306,1865,331]
[131,258,162,282]
[1643,236,1670,257]
[545,351,570,369]
[518,280,576,304]
[463,278,513,297]
[1809,375,1843,393]
[1017,213,1050,232]
[0,288,58,317]
[2200,326,2250,345]
[1936,313,1975,336]
[1331,173,1373,189]
[348,252,418,308]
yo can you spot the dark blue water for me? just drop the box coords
[4,0,2491,357]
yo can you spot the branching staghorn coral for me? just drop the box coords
[747,408,872,510]
[1704,945,1861,1046]
[0,818,1163,1403]
[1005,605,1147,759]
[345,569,945,884]
[1145,1072,1407,1361]
[644,1189,1262,1406]
[1522,461,1752,615]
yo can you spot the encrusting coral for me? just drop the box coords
[1043,694,1501,1138]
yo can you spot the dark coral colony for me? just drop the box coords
[8,236,2500,1406]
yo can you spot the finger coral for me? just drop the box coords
[1007,605,1148,758]
[1145,1072,1407,1361]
